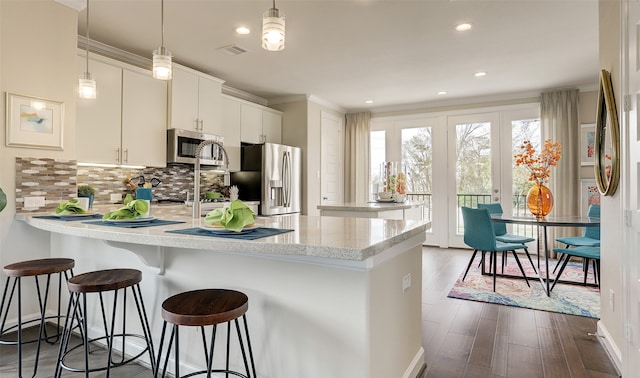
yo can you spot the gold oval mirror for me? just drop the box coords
[595,69,620,196]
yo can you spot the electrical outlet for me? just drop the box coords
[402,273,412,293]
[110,193,122,203]
[609,289,615,312]
[24,196,45,208]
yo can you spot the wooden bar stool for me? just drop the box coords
[54,268,156,377]
[0,257,75,378]
[155,289,257,378]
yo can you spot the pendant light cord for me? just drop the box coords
[85,0,90,72]
[161,0,165,47]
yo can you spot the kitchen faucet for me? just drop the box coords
[193,140,230,219]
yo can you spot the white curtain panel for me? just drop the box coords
[344,112,371,202]
[541,89,581,251]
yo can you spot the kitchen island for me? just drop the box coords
[18,205,428,378]
[318,200,426,221]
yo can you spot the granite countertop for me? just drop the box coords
[17,204,428,263]
[317,200,426,211]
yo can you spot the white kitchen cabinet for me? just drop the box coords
[239,102,282,144]
[221,96,241,172]
[121,70,167,167]
[77,57,122,165]
[169,65,224,135]
[240,104,263,143]
[262,110,282,144]
[77,54,167,167]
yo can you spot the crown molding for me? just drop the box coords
[77,36,152,70]
[221,86,268,107]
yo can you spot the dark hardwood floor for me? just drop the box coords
[421,246,620,378]
[0,247,621,377]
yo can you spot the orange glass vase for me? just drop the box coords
[526,182,553,218]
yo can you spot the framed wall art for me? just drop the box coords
[580,123,596,166]
[580,179,601,217]
[5,92,64,150]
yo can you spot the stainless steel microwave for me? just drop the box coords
[166,128,225,166]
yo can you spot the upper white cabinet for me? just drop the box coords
[168,65,224,135]
[76,53,167,167]
[262,110,282,144]
[240,104,263,144]
[238,102,282,144]
[221,96,241,172]
[122,70,168,167]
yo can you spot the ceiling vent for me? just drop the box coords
[218,44,249,56]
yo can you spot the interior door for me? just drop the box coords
[320,111,344,205]
[447,113,501,248]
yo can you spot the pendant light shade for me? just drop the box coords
[153,46,172,80]
[79,72,97,99]
[262,0,285,51]
[153,0,172,80]
[79,0,96,99]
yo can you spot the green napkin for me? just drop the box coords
[55,199,87,214]
[102,199,149,220]
[204,200,256,232]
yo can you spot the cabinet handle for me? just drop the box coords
[200,119,204,131]
[194,118,200,131]
[116,148,120,163]
[124,148,129,163]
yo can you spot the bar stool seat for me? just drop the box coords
[55,268,155,377]
[156,289,256,378]
[0,257,74,377]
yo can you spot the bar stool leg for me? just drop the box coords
[1,269,72,378]
[132,283,156,371]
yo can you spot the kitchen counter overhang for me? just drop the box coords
[17,206,429,272]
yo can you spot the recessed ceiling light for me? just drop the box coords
[474,71,487,77]
[437,91,447,95]
[456,23,472,32]
[365,100,374,104]
[235,26,251,35]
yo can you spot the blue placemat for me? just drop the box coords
[34,214,103,221]
[82,219,186,228]
[165,227,294,240]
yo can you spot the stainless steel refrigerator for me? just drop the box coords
[231,143,301,215]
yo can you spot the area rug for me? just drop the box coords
[447,254,600,318]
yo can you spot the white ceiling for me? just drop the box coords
[63,0,600,112]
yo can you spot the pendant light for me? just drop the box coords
[152,0,172,80]
[79,0,96,99]
[262,0,285,51]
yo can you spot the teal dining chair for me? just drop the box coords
[553,204,600,273]
[550,246,600,291]
[555,204,601,247]
[461,206,530,292]
[478,203,537,273]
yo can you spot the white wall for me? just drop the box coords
[273,98,345,216]
[0,0,78,315]
[597,0,624,366]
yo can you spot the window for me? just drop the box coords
[370,130,386,197]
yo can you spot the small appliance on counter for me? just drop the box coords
[231,143,301,216]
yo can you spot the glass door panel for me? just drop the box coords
[401,126,432,227]
[369,130,386,200]
[448,113,500,248]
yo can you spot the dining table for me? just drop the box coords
[490,213,600,296]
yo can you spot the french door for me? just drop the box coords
[446,109,540,248]
[370,105,540,248]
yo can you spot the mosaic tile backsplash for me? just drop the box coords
[15,157,228,213]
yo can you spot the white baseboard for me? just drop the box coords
[597,320,623,376]
[403,347,425,378]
